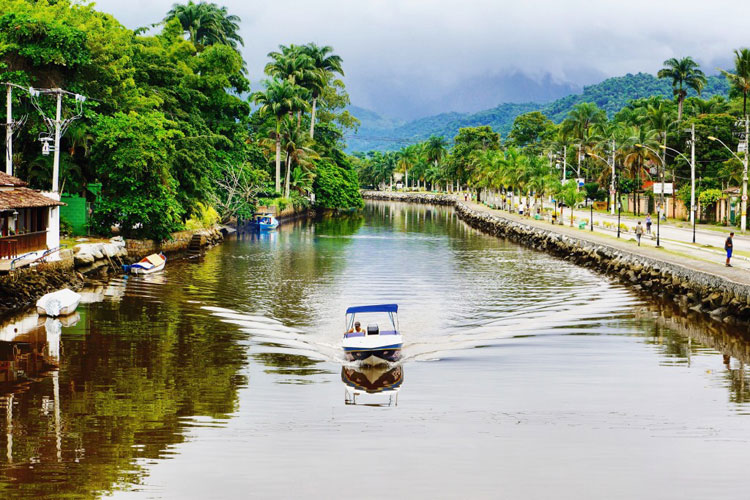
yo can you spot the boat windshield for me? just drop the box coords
[345,311,399,334]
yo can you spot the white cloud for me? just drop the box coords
[94,0,750,118]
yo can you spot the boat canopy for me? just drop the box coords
[346,304,398,314]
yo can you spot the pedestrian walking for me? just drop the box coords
[645,214,652,234]
[725,232,734,267]
[635,221,644,246]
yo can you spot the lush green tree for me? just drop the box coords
[657,56,706,121]
[721,48,750,116]
[90,111,185,239]
[313,159,363,210]
[508,111,555,154]
[450,126,500,185]
[164,1,243,50]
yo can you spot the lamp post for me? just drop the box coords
[636,143,665,247]
[709,121,748,233]
[660,133,696,243]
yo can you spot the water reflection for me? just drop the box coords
[342,364,402,406]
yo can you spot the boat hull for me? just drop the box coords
[130,262,165,275]
[345,348,402,363]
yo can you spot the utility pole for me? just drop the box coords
[661,134,667,219]
[5,85,11,175]
[562,146,567,182]
[690,123,696,241]
[743,116,749,233]
[52,89,62,193]
[610,139,616,215]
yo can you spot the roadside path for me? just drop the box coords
[463,201,750,287]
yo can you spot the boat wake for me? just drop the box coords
[201,283,638,368]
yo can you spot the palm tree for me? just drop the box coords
[265,45,314,84]
[618,125,661,216]
[279,119,319,198]
[396,145,418,189]
[561,103,606,179]
[423,136,448,189]
[300,43,344,138]
[165,1,244,49]
[721,48,750,117]
[657,57,706,122]
[252,79,309,193]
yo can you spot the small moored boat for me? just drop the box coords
[125,253,166,275]
[342,304,403,364]
[36,288,81,317]
[250,213,279,231]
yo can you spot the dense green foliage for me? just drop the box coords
[0,0,360,239]
[349,72,730,152]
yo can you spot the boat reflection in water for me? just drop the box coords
[341,364,403,407]
[0,313,76,389]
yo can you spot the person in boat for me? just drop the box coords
[348,321,365,334]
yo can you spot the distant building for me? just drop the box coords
[0,171,64,265]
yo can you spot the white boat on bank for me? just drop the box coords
[36,288,82,317]
[126,253,166,275]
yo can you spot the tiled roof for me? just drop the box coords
[0,172,28,187]
[0,188,64,209]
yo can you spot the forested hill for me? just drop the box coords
[346,72,730,152]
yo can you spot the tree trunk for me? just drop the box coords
[275,138,281,193]
[677,96,683,122]
[284,155,292,198]
[310,98,317,138]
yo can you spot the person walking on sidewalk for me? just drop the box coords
[635,221,644,246]
[645,214,652,234]
[725,232,734,267]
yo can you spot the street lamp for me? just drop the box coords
[708,125,749,233]
[660,133,697,243]
[636,143,665,247]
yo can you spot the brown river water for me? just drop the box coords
[0,201,749,499]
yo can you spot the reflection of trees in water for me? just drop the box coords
[0,291,248,498]
[634,301,750,406]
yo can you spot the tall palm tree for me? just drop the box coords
[252,79,308,193]
[657,57,706,122]
[721,48,750,117]
[423,136,448,189]
[396,145,418,189]
[265,45,314,84]
[279,119,319,198]
[300,43,344,138]
[165,1,244,49]
[561,103,606,179]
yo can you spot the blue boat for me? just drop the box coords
[250,213,279,231]
[342,304,403,363]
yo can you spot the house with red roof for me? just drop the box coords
[0,171,64,264]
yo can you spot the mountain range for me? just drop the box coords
[345,72,730,153]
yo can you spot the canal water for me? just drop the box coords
[1,201,749,499]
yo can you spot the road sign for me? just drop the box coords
[653,183,674,195]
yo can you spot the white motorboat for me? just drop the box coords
[342,304,403,364]
[36,288,82,317]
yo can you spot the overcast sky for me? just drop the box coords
[95,0,750,119]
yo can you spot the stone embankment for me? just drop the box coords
[363,190,750,326]
[0,250,82,318]
[71,227,226,276]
